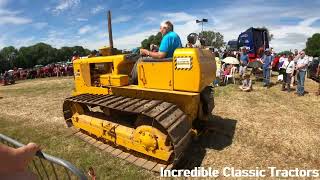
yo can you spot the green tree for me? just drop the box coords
[141,32,162,49]
[0,43,91,73]
[199,31,225,48]
[277,51,293,56]
[0,46,18,71]
[305,33,320,57]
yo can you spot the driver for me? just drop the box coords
[131,21,181,84]
[139,21,182,58]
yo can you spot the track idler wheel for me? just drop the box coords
[133,125,171,153]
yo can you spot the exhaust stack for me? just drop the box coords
[108,10,114,49]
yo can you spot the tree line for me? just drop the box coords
[0,43,90,73]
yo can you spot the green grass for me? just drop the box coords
[0,77,74,97]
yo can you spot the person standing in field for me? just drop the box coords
[260,48,273,88]
[281,55,295,92]
[295,51,309,96]
[239,48,249,78]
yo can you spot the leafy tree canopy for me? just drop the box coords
[305,33,320,57]
[0,43,91,73]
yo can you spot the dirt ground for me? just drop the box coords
[0,76,319,179]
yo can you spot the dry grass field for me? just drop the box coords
[0,76,319,179]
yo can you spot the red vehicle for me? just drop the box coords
[272,55,280,71]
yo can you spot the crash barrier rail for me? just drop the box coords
[0,133,88,180]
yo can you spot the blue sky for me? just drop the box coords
[0,0,319,52]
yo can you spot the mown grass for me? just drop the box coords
[0,77,74,97]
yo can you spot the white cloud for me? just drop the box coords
[161,12,197,23]
[33,22,48,29]
[298,17,320,27]
[113,29,158,49]
[0,16,32,25]
[113,16,132,24]
[120,0,144,10]
[13,36,36,47]
[145,17,157,23]
[91,5,104,14]
[52,0,80,15]
[0,9,20,16]
[78,25,96,35]
[77,18,88,21]
[0,8,31,25]
[0,0,9,8]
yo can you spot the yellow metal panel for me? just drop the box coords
[100,74,129,86]
[173,48,216,92]
[198,49,216,90]
[137,61,173,90]
[79,63,91,87]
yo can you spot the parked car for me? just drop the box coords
[307,57,320,82]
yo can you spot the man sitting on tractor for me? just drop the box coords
[139,21,182,58]
[131,21,182,84]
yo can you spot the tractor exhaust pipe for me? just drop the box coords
[107,10,114,49]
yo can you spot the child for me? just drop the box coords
[239,73,252,92]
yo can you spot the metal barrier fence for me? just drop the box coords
[0,133,88,180]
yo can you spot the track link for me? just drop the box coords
[63,93,192,172]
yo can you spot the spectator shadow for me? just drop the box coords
[175,115,237,169]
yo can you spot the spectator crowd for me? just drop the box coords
[213,47,319,96]
[0,63,74,84]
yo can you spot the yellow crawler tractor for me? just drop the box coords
[62,11,216,168]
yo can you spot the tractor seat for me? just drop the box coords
[141,57,173,62]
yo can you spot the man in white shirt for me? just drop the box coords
[295,51,309,96]
[281,56,295,92]
[279,54,288,81]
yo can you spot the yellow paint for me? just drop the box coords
[72,114,172,161]
[137,61,173,90]
[100,74,129,86]
[173,48,216,92]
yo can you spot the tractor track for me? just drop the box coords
[63,93,193,172]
